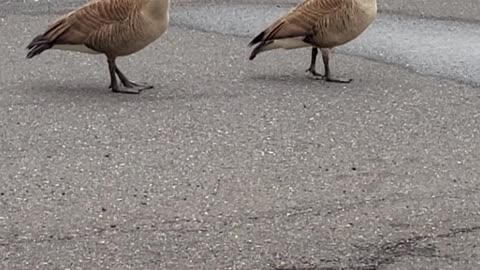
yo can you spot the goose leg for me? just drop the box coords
[107,57,152,94]
[115,66,153,90]
[107,58,122,93]
[306,47,323,77]
[321,49,353,83]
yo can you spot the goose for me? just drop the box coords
[248,0,377,83]
[26,0,170,94]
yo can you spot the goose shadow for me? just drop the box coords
[24,80,135,100]
[21,80,244,104]
[248,73,340,85]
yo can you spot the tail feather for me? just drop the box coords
[26,34,53,58]
[249,37,311,60]
[248,30,269,60]
[248,31,265,47]
[249,41,270,60]
[26,17,70,59]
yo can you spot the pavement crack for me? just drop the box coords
[437,225,480,238]
[358,225,480,267]
[0,218,208,247]
[273,263,379,270]
[269,225,480,270]
[241,194,405,226]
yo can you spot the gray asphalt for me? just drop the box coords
[1,1,480,270]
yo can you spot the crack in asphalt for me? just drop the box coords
[272,225,480,270]
[2,191,477,248]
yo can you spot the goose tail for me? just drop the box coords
[26,34,53,59]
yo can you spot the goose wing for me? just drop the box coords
[250,0,349,45]
[27,0,144,55]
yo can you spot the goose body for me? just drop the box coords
[26,0,170,94]
[249,0,377,83]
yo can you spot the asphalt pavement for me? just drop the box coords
[1,1,480,270]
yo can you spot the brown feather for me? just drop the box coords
[262,0,349,42]
[51,0,141,50]
[27,0,170,58]
[249,0,377,53]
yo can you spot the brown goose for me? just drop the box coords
[248,0,377,83]
[26,0,170,94]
